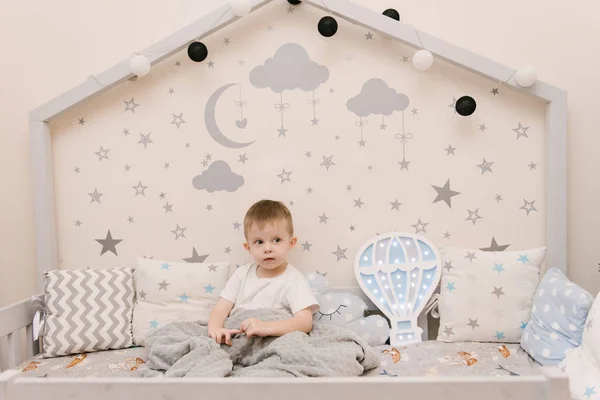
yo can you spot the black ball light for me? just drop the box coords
[382,8,400,21]
[318,16,338,37]
[187,42,208,62]
[455,96,477,116]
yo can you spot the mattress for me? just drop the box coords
[15,341,542,378]
[369,341,542,377]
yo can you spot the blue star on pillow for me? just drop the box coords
[204,284,215,293]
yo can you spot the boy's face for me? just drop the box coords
[244,220,297,269]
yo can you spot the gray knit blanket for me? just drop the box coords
[137,308,380,378]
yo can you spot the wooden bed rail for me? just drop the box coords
[0,296,40,372]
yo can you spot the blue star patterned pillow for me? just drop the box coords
[521,267,594,366]
[437,246,546,343]
[132,257,231,346]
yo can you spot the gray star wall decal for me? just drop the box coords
[411,219,428,234]
[332,245,348,261]
[124,98,139,113]
[389,199,402,211]
[183,247,209,263]
[171,224,187,240]
[89,188,103,204]
[445,145,456,155]
[94,146,110,162]
[432,179,460,208]
[138,133,153,149]
[512,122,529,139]
[520,199,538,215]
[477,158,494,174]
[133,181,148,197]
[320,155,336,171]
[277,168,292,183]
[170,113,186,129]
[95,230,122,256]
[466,209,483,225]
[481,237,510,251]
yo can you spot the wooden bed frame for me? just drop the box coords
[0,292,571,400]
[1,0,570,398]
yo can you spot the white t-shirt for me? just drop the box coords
[220,263,319,316]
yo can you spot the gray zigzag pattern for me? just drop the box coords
[79,271,93,352]
[105,269,121,349]
[92,271,106,347]
[46,272,66,356]
[62,271,79,355]
[118,270,134,348]
[42,269,134,357]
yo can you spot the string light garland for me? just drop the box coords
[129,54,151,77]
[455,96,477,116]
[230,0,252,17]
[412,50,433,72]
[187,42,209,62]
[116,0,532,115]
[382,8,400,21]
[515,66,537,87]
[318,16,338,37]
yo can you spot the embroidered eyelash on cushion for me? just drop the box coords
[306,272,389,346]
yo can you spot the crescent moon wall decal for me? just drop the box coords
[205,83,254,149]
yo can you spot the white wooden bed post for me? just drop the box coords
[28,0,567,295]
[29,122,58,291]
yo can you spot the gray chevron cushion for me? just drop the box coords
[41,268,135,357]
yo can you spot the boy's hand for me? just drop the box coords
[209,328,241,346]
[240,318,272,338]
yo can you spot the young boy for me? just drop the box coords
[208,199,319,346]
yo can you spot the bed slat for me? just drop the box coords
[0,298,37,339]
[6,333,20,370]
[25,325,34,359]
[0,337,7,372]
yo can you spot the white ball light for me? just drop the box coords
[130,55,151,77]
[515,66,537,87]
[231,0,252,17]
[412,50,434,72]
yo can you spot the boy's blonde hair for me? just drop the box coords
[244,199,294,238]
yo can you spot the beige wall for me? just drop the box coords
[1,0,598,307]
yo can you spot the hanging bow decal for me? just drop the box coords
[274,102,290,112]
[395,132,413,142]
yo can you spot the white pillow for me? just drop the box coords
[132,257,230,346]
[437,246,546,343]
[561,347,600,400]
[582,291,600,368]
[560,291,600,399]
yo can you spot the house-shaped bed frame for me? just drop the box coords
[0,1,569,399]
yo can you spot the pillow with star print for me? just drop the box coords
[560,289,600,400]
[132,257,230,346]
[521,267,594,366]
[437,245,546,343]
